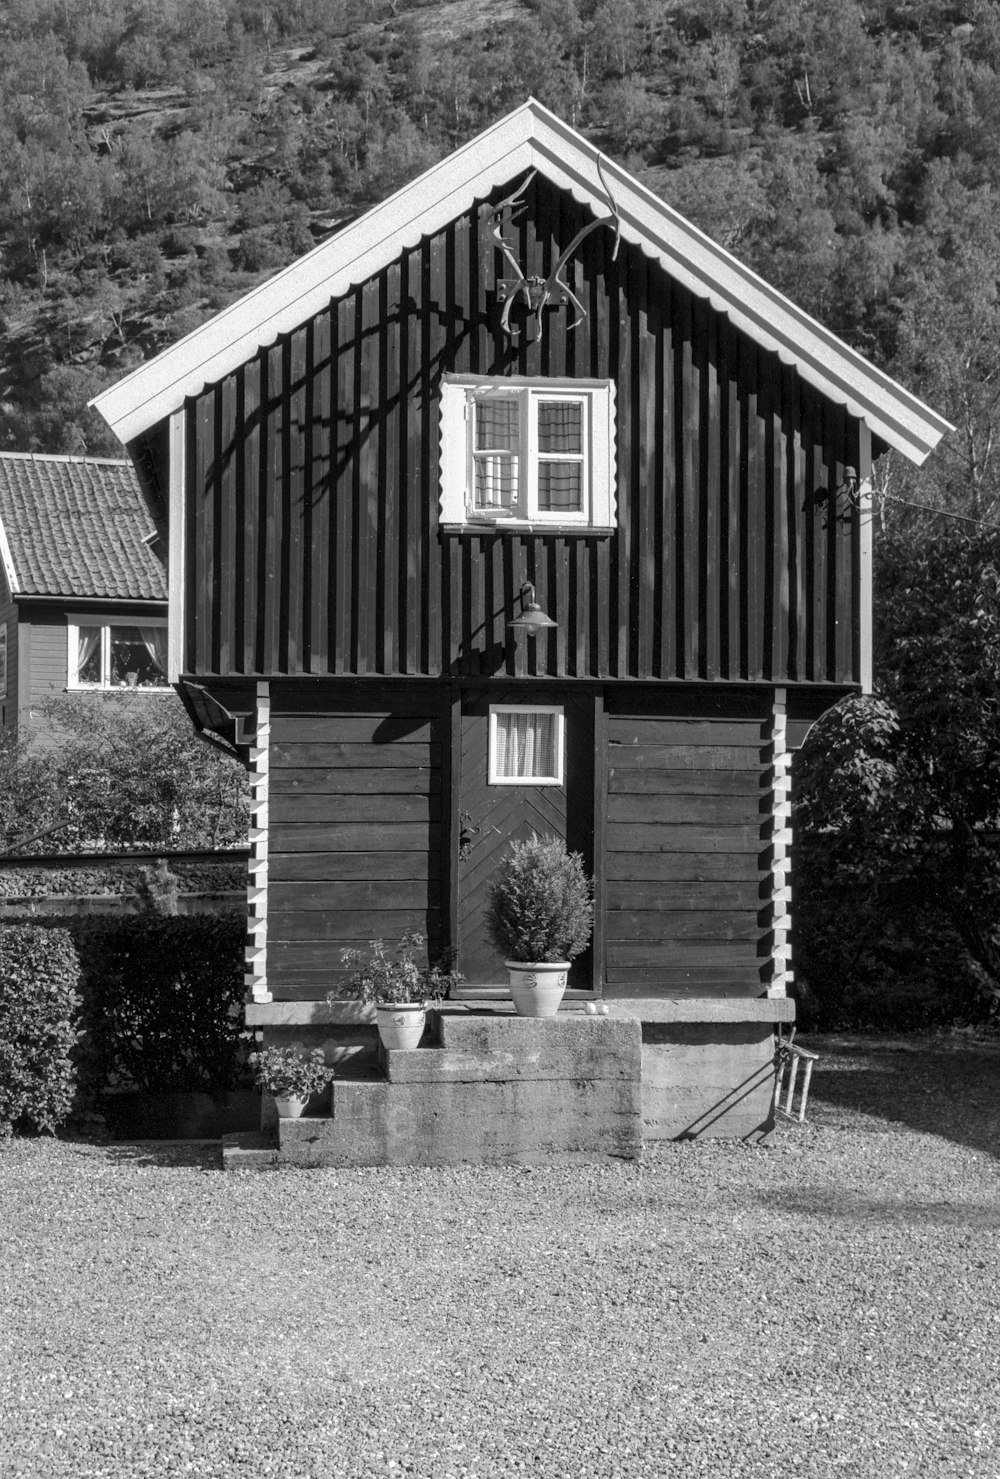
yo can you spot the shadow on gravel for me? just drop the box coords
[99,1141,223,1172]
[799,1034,1000,1163]
[757,1185,1000,1227]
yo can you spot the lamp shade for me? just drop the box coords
[507,581,556,637]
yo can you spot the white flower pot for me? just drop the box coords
[376,1003,426,1051]
[273,1094,308,1119]
[506,962,570,1018]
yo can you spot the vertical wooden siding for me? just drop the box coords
[603,704,768,997]
[185,175,861,687]
[266,686,447,1000]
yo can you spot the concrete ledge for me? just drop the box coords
[246,1001,376,1027]
[603,996,795,1023]
[247,997,793,1026]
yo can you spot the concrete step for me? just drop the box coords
[278,1073,642,1167]
[386,1013,640,1084]
[221,1130,279,1169]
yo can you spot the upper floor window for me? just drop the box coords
[440,374,616,530]
[68,619,168,691]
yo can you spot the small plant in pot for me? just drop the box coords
[331,933,461,1051]
[249,1045,334,1119]
[486,834,594,1017]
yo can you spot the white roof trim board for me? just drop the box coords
[92,99,951,464]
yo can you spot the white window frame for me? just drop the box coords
[67,617,171,692]
[488,704,565,786]
[440,374,616,530]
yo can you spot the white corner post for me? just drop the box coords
[167,409,186,685]
[763,687,793,999]
[246,680,271,1004]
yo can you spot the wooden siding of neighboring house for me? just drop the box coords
[23,610,68,715]
[181,175,866,688]
[0,572,16,731]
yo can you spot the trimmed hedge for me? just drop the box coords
[73,915,248,1096]
[0,926,82,1135]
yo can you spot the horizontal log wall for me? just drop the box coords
[183,175,862,687]
[603,704,769,997]
[266,686,447,1001]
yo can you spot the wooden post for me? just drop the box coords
[245,680,271,1004]
[763,686,793,999]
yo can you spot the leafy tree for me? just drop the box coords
[795,525,1000,1028]
[0,695,248,853]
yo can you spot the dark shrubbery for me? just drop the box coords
[73,915,248,1097]
[0,926,82,1135]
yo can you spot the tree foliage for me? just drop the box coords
[0,695,248,853]
[795,527,1000,1028]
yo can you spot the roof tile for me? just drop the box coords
[0,454,166,601]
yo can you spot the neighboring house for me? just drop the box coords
[0,453,168,735]
[92,102,949,1156]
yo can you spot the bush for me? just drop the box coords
[0,926,81,1135]
[73,915,248,1096]
[486,835,593,963]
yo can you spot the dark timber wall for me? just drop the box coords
[604,697,769,997]
[181,174,864,688]
[267,686,447,1001]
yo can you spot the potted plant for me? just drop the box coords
[248,1045,334,1119]
[331,933,461,1051]
[486,835,594,1017]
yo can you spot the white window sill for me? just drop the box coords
[441,522,616,536]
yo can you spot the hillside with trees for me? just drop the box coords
[3,0,1000,1025]
[0,0,997,525]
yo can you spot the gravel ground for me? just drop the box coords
[1,1033,998,1479]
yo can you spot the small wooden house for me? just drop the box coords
[0,453,168,736]
[93,102,948,1161]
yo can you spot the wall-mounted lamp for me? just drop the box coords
[507,580,557,638]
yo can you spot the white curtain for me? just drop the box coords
[139,626,168,681]
[495,711,557,778]
[76,627,101,683]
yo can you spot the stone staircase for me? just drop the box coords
[224,1008,643,1169]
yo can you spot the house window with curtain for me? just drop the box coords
[68,619,169,690]
[489,705,565,785]
[439,374,616,529]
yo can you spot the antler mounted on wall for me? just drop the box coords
[483,159,622,344]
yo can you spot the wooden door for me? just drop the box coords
[456,687,595,987]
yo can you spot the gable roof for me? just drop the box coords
[91,99,951,465]
[0,453,167,601]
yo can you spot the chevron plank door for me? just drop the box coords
[456,688,595,986]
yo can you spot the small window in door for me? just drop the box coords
[488,705,564,785]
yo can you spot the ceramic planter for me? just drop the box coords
[376,1002,426,1050]
[506,961,570,1018]
[273,1094,309,1119]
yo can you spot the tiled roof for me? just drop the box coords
[0,453,166,601]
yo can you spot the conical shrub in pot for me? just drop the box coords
[486,835,593,1017]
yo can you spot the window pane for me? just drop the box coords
[77,626,102,684]
[109,626,166,688]
[474,454,519,508]
[494,710,559,780]
[475,399,519,451]
[537,400,582,454]
[537,461,583,512]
